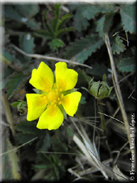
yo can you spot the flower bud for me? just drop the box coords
[89,75,112,100]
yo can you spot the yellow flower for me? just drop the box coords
[26,62,82,130]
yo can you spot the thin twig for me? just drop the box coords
[104,33,131,150]
[11,44,92,69]
[98,111,124,125]
[0,137,38,156]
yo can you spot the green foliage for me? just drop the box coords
[48,38,65,51]
[19,34,35,54]
[11,100,27,114]
[64,34,104,63]
[34,4,74,51]
[4,4,41,30]
[120,3,136,34]
[6,72,29,99]
[86,63,109,78]
[71,4,116,32]
[118,57,136,73]
[112,35,126,54]
[34,154,65,181]
[2,2,136,182]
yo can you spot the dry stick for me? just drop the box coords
[2,93,15,137]
[11,45,92,70]
[104,33,131,149]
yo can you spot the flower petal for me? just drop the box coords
[29,62,54,92]
[62,91,82,116]
[55,62,78,91]
[26,94,47,121]
[37,105,64,130]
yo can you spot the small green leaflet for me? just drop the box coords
[118,57,135,73]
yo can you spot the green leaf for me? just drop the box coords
[96,16,105,37]
[19,34,35,54]
[96,12,116,37]
[103,12,116,33]
[57,14,72,29]
[54,4,61,17]
[120,3,136,34]
[72,4,116,32]
[6,72,29,99]
[55,27,75,38]
[4,5,22,21]
[64,34,104,63]
[16,121,40,135]
[118,57,136,73]
[26,18,41,30]
[3,50,22,65]
[86,63,109,78]
[51,17,59,32]
[48,38,65,51]
[52,138,68,153]
[38,133,51,151]
[33,164,51,170]
[112,36,126,55]
[73,6,89,31]
[16,133,37,144]
[14,4,39,19]
[34,30,53,39]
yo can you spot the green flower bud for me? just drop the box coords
[89,75,112,100]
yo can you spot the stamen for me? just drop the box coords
[58,101,62,105]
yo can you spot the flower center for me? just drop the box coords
[46,85,64,106]
[48,90,58,102]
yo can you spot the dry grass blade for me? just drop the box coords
[71,118,129,181]
[2,93,15,137]
[72,118,109,179]
[11,44,92,69]
[104,33,131,150]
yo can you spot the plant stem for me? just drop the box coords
[104,33,131,148]
[97,100,106,134]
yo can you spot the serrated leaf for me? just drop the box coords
[26,18,41,30]
[34,30,53,39]
[51,17,59,32]
[118,57,136,73]
[73,7,89,31]
[96,12,116,37]
[120,3,136,34]
[19,34,35,54]
[55,27,75,38]
[14,4,39,19]
[16,121,40,135]
[72,4,116,32]
[57,14,72,29]
[2,50,22,65]
[112,35,126,54]
[96,16,105,37]
[6,72,29,99]
[54,4,61,17]
[4,5,22,21]
[81,4,100,20]
[64,34,104,63]
[48,39,65,51]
